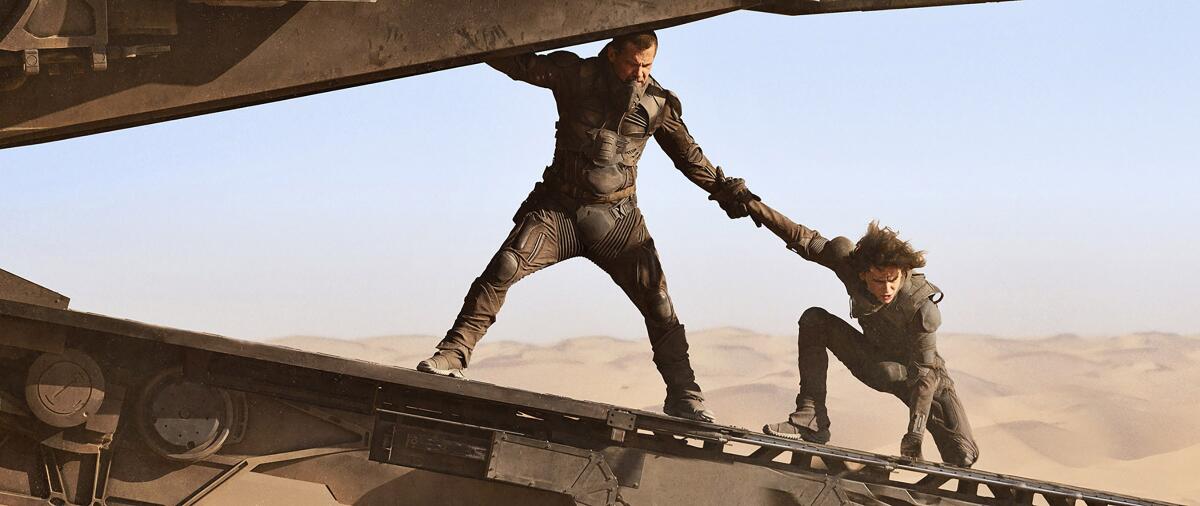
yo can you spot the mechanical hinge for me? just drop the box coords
[92,47,108,71]
[23,49,38,75]
[606,410,635,443]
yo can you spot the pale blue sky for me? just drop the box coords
[2,0,1197,342]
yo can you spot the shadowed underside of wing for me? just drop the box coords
[0,0,1013,149]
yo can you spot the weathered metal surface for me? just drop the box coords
[0,298,1178,505]
[0,297,616,421]
[0,269,69,309]
[369,411,494,478]
[0,0,1016,149]
[485,433,618,506]
[754,0,1015,15]
[0,0,745,149]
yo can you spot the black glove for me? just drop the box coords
[709,177,759,204]
[900,432,924,460]
[717,199,750,219]
[708,177,761,223]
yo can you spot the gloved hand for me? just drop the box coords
[716,199,750,219]
[900,432,924,460]
[708,177,761,223]
[709,177,759,204]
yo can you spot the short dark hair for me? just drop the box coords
[846,220,926,273]
[611,31,658,53]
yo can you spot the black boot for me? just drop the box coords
[765,346,830,442]
[652,325,715,423]
[663,388,715,423]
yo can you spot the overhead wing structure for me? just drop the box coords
[0,0,1012,149]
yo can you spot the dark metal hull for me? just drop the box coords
[0,294,1176,506]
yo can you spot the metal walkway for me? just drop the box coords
[0,298,1180,506]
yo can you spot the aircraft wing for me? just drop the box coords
[0,278,1175,506]
[0,0,1014,149]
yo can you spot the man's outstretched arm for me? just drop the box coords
[653,94,729,193]
[742,200,850,273]
[486,51,579,90]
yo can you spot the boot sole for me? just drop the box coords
[416,361,465,378]
[663,406,715,423]
[762,424,830,444]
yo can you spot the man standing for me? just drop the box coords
[711,181,978,466]
[416,32,750,423]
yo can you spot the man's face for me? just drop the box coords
[860,266,906,304]
[607,43,656,85]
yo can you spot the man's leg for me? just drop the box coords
[590,209,713,422]
[925,378,980,467]
[420,207,574,376]
[765,307,870,443]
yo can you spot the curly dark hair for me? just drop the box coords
[846,220,926,273]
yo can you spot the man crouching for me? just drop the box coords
[712,179,979,467]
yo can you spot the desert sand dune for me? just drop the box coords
[271,329,1198,504]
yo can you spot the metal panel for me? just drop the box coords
[0,0,108,50]
[755,0,1013,15]
[0,298,615,421]
[486,433,617,506]
[0,0,1017,149]
[0,297,1177,506]
[0,0,746,148]
[0,268,69,310]
[369,411,493,478]
[0,315,67,354]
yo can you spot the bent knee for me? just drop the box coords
[947,437,979,468]
[864,362,908,389]
[798,307,832,327]
[484,250,522,285]
[797,307,833,345]
[645,289,676,323]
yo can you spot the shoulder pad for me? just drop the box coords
[666,89,682,116]
[639,88,668,125]
[644,81,668,99]
[907,273,943,306]
[927,279,943,303]
[827,236,855,259]
[547,51,581,67]
[914,300,942,334]
[646,78,680,114]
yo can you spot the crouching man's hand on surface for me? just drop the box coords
[900,432,924,460]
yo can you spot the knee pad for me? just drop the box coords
[484,250,521,285]
[797,307,831,345]
[865,362,908,389]
[646,290,675,322]
[947,436,979,468]
[798,307,830,328]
